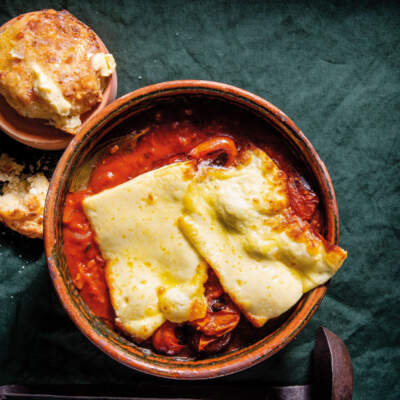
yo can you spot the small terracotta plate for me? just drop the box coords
[0,12,118,150]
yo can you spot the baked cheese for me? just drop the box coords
[83,162,207,341]
[83,148,347,338]
[179,149,347,326]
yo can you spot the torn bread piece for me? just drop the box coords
[0,153,48,238]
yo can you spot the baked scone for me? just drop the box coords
[0,9,116,134]
[0,154,48,238]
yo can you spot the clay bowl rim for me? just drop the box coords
[0,10,118,150]
[44,80,339,380]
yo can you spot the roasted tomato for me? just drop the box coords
[190,270,240,353]
[189,136,238,166]
[287,175,319,221]
[192,295,240,338]
[152,321,187,356]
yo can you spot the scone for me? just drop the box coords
[0,9,116,134]
[0,154,48,238]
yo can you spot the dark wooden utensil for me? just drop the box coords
[0,327,353,400]
[267,327,353,399]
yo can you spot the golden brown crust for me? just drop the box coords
[0,154,48,238]
[0,9,115,134]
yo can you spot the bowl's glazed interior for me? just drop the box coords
[44,81,339,379]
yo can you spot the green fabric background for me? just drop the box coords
[0,1,399,399]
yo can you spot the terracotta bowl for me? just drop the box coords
[44,80,340,379]
[0,11,118,150]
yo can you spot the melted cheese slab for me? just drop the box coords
[179,149,347,327]
[83,162,207,341]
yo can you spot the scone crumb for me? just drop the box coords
[0,153,48,238]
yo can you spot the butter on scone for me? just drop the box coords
[0,154,48,239]
[0,9,116,134]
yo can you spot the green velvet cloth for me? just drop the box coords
[0,1,399,399]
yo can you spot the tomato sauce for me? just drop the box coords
[62,98,324,356]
